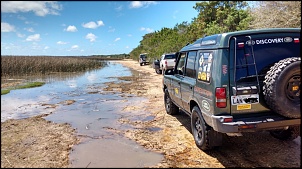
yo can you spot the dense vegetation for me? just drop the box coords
[129,1,301,62]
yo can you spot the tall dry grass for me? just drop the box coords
[1,56,107,77]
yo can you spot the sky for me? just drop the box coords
[1,1,200,56]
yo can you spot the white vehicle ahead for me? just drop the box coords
[159,53,176,74]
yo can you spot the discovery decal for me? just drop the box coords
[246,37,296,45]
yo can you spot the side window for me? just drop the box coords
[185,51,197,78]
[176,52,187,75]
[197,51,213,82]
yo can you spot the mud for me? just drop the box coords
[1,59,300,168]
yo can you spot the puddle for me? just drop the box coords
[69,137,163,168]
[1,61,163,167]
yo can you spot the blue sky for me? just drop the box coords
[1,1,199,56]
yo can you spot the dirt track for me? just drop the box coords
[1,59,300,168]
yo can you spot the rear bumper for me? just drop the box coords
[165,66,174,70]
[209,114,301,133]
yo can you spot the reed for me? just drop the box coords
[1,56,107,77]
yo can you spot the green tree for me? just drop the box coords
[193,1,251,35]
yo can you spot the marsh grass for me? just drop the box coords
[1,89,10,95]
[1,82,46,95]
[1,56,107,78]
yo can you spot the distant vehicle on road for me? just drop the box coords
[139,53,149,66]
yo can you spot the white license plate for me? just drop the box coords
[231,94,259,105]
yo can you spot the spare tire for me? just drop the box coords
[263,57,301,118]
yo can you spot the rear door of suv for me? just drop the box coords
[229,32,300,115]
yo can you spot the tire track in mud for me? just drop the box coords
[112,60,301,168]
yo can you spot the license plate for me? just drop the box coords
[231,94,259,105]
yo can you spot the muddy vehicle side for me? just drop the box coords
[162,28,301,150]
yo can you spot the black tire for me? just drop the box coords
[263,57,301,118]
[164,89,179,115]
[155,69,162,74]
[140,63,142,66]
[269,126,300,141]
[191,106,213,151]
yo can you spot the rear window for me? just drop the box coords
[234,33,300,82]
[165,54,176,59]
[140,55,147,58]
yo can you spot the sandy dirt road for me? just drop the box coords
[1,59,300,168]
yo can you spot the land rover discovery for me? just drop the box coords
[162,28,300,150]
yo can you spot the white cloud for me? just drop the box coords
[82,20,104,29]
[108,26,115,32]
[114,38,121,42]
[129,1,158,8]
[86,33,97,42]
[1,1,62,16]
[97,20,104,26]
[44,46,49,49]
[17,33,25,38]
[26,34,40,41]
[57,41,67,45]
[17,15,26,20]
[125,46,129,49]
[65,25,77,32]
[25,21,32,25]
[24,27,34,32]
[31,42,41,50]
[71,45,79,49]
[127,34,132,37]
[140,27,154,33]
[1,22,15,32]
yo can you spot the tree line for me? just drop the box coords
[129,1,301,61]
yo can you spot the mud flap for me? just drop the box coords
[208,129,223,147]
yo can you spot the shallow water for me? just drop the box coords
[1,61,163,167]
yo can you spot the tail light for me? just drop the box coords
[216,87,226,108]
[165,60,167,66]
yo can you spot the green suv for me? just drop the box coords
[139,53,149,66]
[162,28,300,150]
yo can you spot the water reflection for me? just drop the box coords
[1,61,163,167]
[1,61,134,122]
